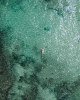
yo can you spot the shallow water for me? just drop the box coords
[0,0,80,100]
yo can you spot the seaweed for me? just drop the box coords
[12,54,34,67]
[74,76,80,88]
[18,86,22,90]
[21,95,26,100]
[25,85,38,100]
[20,60,27,67]
[20,56,35,67]
[30,85,38,99]
[41,82,48,89]
[0,0,7,6]
[29,74,40,84]
[19,55,27,66]
[0,68,4,74]
[14,0,23,5]
[34,63,44,73]
[18,76,24,82]
[26,57,35,64]
[54,81,72,100]
[5,84,13,100]
[45,0,51,2]
[48,78,54,86]
[12,52,19,61]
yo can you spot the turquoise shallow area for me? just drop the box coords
[0,0,80,100]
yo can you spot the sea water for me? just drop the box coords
[0,0,80,100]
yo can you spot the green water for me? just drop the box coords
[0,0,80,100]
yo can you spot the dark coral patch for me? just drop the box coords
[44,27,50,31]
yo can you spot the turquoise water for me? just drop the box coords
[0,0,80,100]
